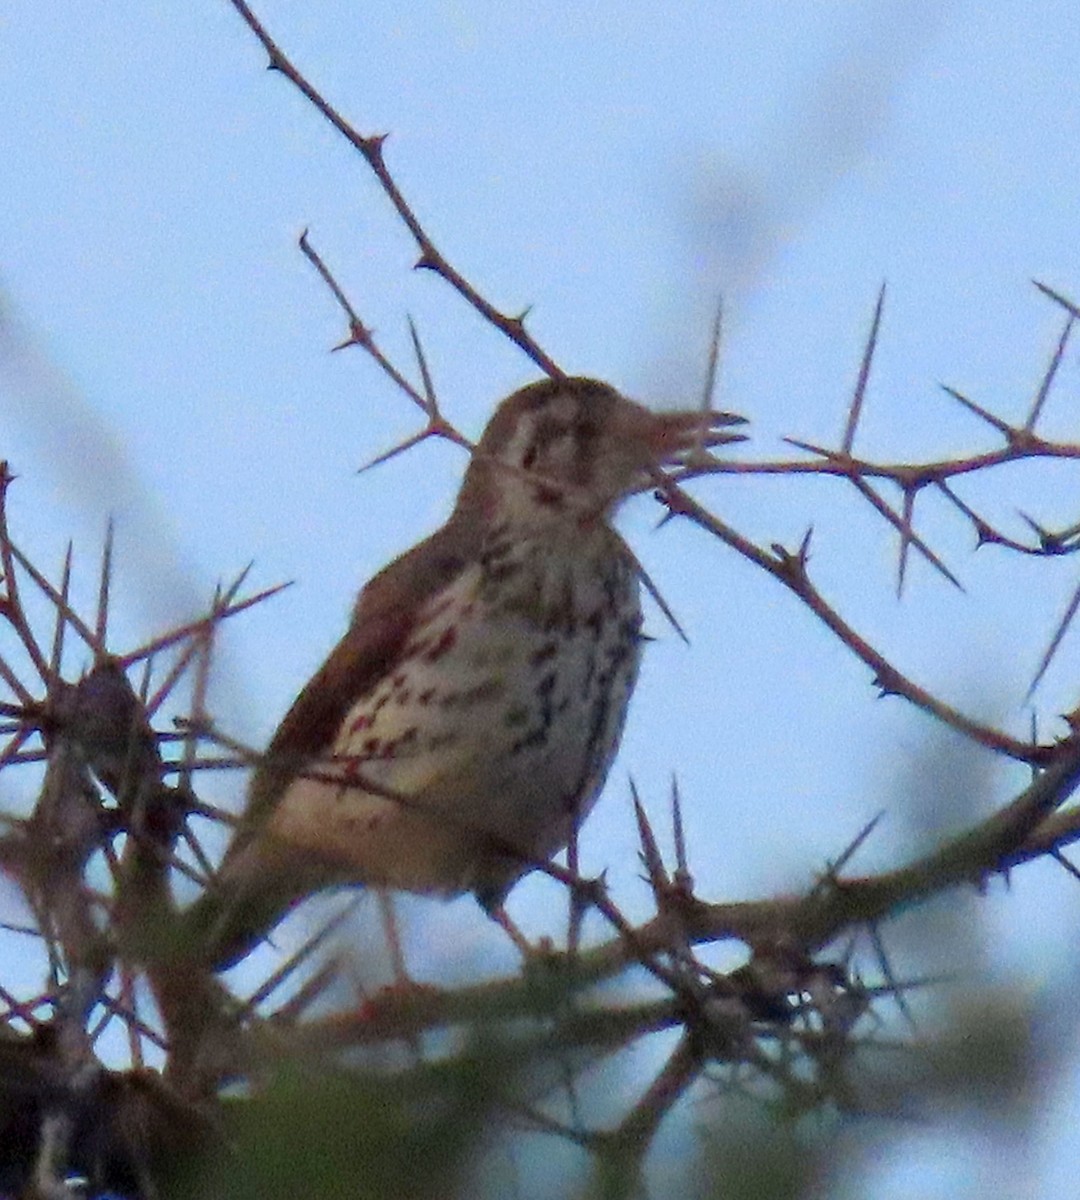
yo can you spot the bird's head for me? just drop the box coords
[458,377,745,525]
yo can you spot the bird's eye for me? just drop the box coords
[522,444,538,469]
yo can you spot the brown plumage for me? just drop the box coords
[187,377,745,967]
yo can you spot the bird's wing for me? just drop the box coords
[234,516,477,840]
[180,517,478,970]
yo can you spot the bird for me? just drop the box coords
[187,376,746,969]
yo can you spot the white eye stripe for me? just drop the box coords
[501,410,579,472]
[500,413,539,468]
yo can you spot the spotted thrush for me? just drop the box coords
[190,377,745,967]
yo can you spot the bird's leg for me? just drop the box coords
[489,904,542,959]
[376,887,412,986]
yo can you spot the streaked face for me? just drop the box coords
[462,377,743,518]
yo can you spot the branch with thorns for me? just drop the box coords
[2,2,1080,1192]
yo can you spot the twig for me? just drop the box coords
[659,479,1050,763]
[228,0,562,376]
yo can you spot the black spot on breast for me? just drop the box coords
[424,627,458,662]
[504,705,529,728]
[530,641,559,666]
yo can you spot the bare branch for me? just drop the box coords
[658,478,1048,763]
[228,0,563,376]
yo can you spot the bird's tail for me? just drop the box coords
[137,838,339,1087]
[179,837,334,972]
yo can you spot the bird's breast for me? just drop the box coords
[266,528,644,899]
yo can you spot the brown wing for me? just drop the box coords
[234,514,478,841]
[182,516,477,969]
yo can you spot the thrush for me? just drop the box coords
[189,377,745,968]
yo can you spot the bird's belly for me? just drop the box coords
[265,568,641,899]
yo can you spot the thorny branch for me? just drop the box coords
[228,0,561,379]
[2,2,1080,1193]
[298,220,1080,765]
[3,274,1079,1189]
[231,0,1080,753]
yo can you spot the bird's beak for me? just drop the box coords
[645,408,748,469]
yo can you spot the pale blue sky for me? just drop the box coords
[3,2,1080,1194]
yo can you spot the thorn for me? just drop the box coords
[842,282,886,455]
[356,428,439,474]
[1027,712,1040,785]
[1026,309,1075,432]
[503,313,530,340]
[653,507,678,530]
[95,516,115,652]
[8,541,96,652]
[630,546,688,645]
[244,897,363,1011]
[670,776,691,891]
[896,487,916,598]
[688,296,727,466]
[936,481,1004,551]
[334,319,375,353]
[1033,279,1080,320]
[797,526,814,565]
[872,665,901,698]
[1027,578,1080,699]
[771,540,810,583]
[1049,847,1080,884]
[849,476,964,591]
[831,810,885,876]
[631,781,669,896]
[361,132,390,160]
[783,436,840,460]
[701,294,724,412]
[223,561,256,606]
[974,523,1000,548]
[868,922,917,1032]
[49,542,74,679]
[406,316,438,418]
[939,384,1015,439]
[1017,510,1062,553]
[1055,518,1080,547]
[118,580,293,669]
